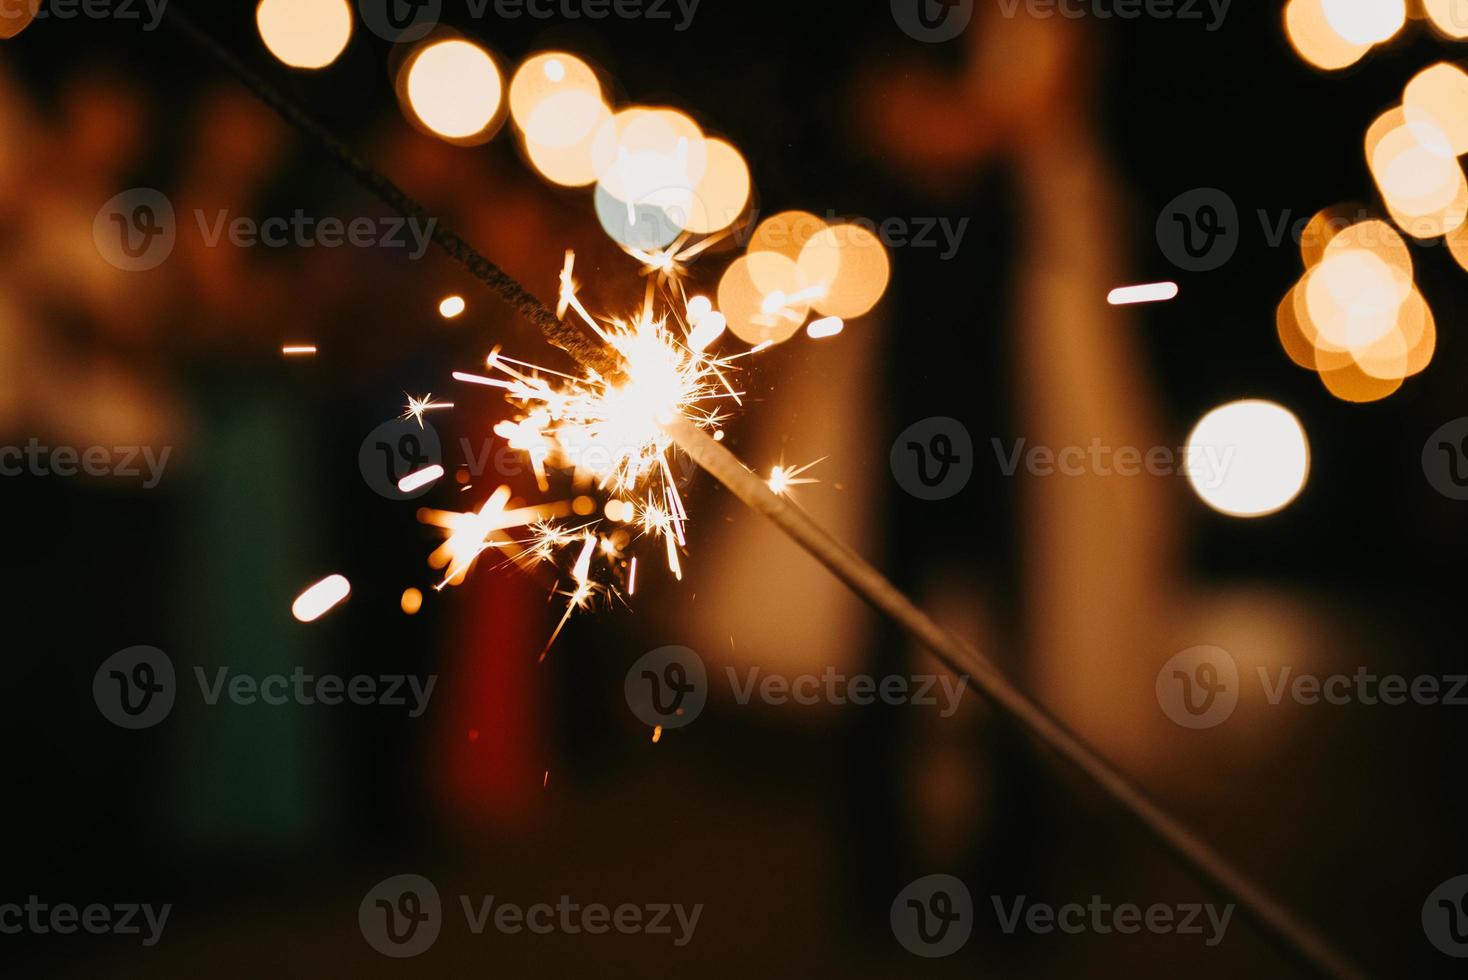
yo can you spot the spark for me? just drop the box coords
[282,345,318,355]
[768,456,825,497]
[398,464,445,493]
[1107,282,1179,306]
[402,392,455,428]
[292,574,351,622]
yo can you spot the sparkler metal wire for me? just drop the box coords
[162,8,1360,977]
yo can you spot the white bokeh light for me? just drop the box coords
[1186,400,1310,518]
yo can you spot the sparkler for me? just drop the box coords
[164,9,1360,977]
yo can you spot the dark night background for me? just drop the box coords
[2,0,1465,976]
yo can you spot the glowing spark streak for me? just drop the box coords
[540,532,598,660]
[398,464,445,493]
[281,345,318,355]
[1107,282,1179,306]
[292,574,351,622]
[768,456,826,497]
[628,556,638,595]
[402,393,455,427]
[807,316,843,339]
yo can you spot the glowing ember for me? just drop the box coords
[292,574,351,622]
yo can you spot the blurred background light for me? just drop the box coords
[403,39,504,143]
[1186,401,1310,518]
[1284,0,1371,71]
[256,0,352,70]
[1319,0,1405,46]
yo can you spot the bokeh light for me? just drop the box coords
[403,39,504,143]
[256,0,352,71]
[1424,0,1468,39]
[511,53,610,187]
[1186,401,1310,519]
[292,574,352,622]
[439,295,466,318]
[400,587,424,615]
[718,252,810,346]
[1284,0,1371,71]
[683,138,751,235]
[1319,0,1405,46]
[797,223,891,319]
[591,107,707,243]
[0,0,37,40]
[1404,63,1468,156]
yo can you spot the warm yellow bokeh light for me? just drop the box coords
[523,97,612,186]
[1305,248,1409,350]
[405,40,504,142]
[683,138,751,235]
[510,52,601,130]
[1284,0,1371,71]
[1186,401,1310,519]
[1319,0,1405,45]
[592,107,707,221]
[1405,63,1468,156]
[1366,107,1468,237]
[256,0,352,70]
[439,295,466,318]
[797,223,892,319]
[1424,0,1468,39]
[400,587,424,615]
[717,252,810,346]
[749,210,826,261]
